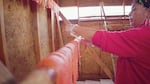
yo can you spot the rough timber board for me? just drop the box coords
[3,0,37,81]
[0,0,6,64]
[59,0,132,7]
[37,5,50,60]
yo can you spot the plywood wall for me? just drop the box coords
[61,19,130,80]
[3,0,37,81]
[0,0,51,81]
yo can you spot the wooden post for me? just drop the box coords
[51,9,55,51]
[36,4,51,60]
[56,13,64,47]
[47,9,53,52]
[0,0,10,68]
[0,0,5,63]
[30,1,41,62]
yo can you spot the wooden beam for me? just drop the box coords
[56,13,64,47]
[0,0,10,68]
[30,1,41,62]
[36,3,53,59]
[59,0,132,7]
[86,47,113,79]
[51,1,71,24]
[47,9,53,52]
[0,0,5,63]
[50,1,64,47]
[51,10,56,51]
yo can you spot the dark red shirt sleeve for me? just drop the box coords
[92,27,150,57]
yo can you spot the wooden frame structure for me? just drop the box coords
[33,0,114,80]
[0,0,131,82]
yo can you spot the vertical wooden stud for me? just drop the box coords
[0,0,10,68]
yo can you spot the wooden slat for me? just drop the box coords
[47,9,53,52]
[51,10,56,51]
[0,0,5,64]
[36,4,51,59]
[51,1,62,51]
[58,0,132,7]
[78,0,99,7]
[31,2,41,62]
[35,5,44,61]
[86,47,113,79]
[0,0,10,68]
[55,6,64,47]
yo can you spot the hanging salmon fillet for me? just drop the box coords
[37,39,81,84]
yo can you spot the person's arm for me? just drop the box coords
[92,27,150,57]
[66,24,98,42]
[67,24,150,57]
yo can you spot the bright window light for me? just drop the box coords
[60,6,131,20]
[79,6,101,17]
[104,6,131,16]
[60,7,78,20]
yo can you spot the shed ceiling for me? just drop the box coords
[58,0,132,7]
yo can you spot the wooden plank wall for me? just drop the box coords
[0,0,131,82]
[0,0,52,82]
[3,0,37,81]
[61,19,130,80]
[79,20,129,80]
